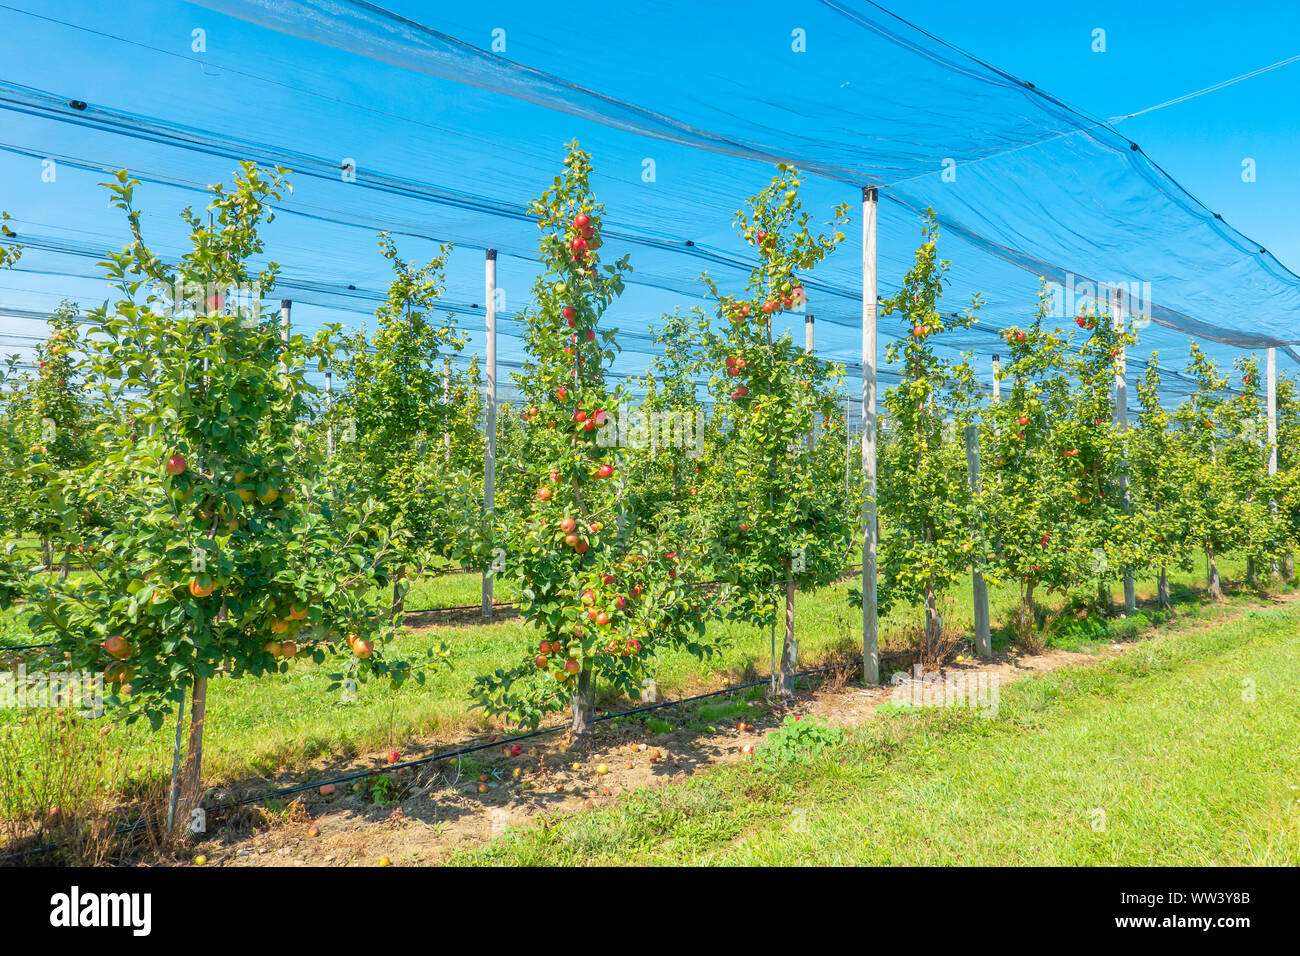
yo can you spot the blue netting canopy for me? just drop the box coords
[1,0,1297,412]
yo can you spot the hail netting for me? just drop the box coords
[0,0,1297,411]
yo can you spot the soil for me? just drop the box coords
[186,589,1297,867]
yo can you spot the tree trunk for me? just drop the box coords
[571,668,595,739]
[391,567,405,621]
[1285,553,1296,580]
[1019,580,1036,639]
[1097,579,1111,614]
[41,537,52,573]
[1246,557,1257,588]
[924,576,939,659]
[1207,548,1222,600]
[168,678,207,838]
[1157,565,1170,608]
[778,570,797,696]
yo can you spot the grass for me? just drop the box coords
[452,594,1300,866]
[0,552,1274,823]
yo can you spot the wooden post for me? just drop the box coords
[324,369,334,460]
[964,424,992,659]
[861,186,880,686]
[1111,288,1135,613]
[483,250,497,620]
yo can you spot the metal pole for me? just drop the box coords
[324,369,334,460]
[1268,346,1279,576]
[444,358,452,462]
[861,186,880,686]
[1111,288,1135,613]
[991,354,1001,403]
[279,299,291,375]
[483,249,498,620]
[964,424,992,658]
[805,313,815,451]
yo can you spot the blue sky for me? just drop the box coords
[0,0,1296,394]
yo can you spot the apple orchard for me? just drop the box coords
[0,145,1295,835]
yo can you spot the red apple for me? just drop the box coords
[597,464,614,478]
[560,517,576,533]
[386,751,400,764]
[562,305,576,320]
[164,453,187,476]
[103,635,132,659]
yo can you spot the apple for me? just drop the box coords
[270,618,289,635]
[534,654,549,669]
[582,589,596,605]
[104,662,132,685]
[352,639,373,659]
[1015,432,1025,440]
[264,641,283,657]
[911,325,926,337]
[562,305,576,320]
[103,635,132,659]
[596,463,614,478]
[193,854,207,866]
[1016,331,1026,342]
[165,453,187,476]
[281,641,298,659]
[556,387,568,401]
[756,229,767,242]
[733,386,750,399]
[596,612,610,626]
[570,237,587,252]
[575,539,589,555]
[583,419,595,432]
[560,516,576,533]
[189,579,214,599]
[564,659,580,674]
[386,751,400,764]
[536,486,553,501]
[631,584,643,598]
[308,825,320,838]
[1017,416,1029,426]
[739,522,750,532]
[573,409,587,423]
[565,533,579,547]
[596,764,608,775]
[573,212,590,229]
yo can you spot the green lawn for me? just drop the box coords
[453,594,1300,865]
[0,553,1269,818]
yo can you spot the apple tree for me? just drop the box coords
[875,211,982,658]
[4,165,442,833]
[331,233,485,616]
[695,165,851,694]
[472,145,714,736]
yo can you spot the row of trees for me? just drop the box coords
[2,148,1296,781]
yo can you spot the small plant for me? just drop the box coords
[755,715,844,768]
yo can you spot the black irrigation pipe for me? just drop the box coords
[0,652,885,863]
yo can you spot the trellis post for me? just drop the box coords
[964,424,992,658]
[279,299,290,375]
[1268,346,1280,576]
[1111,287,1136,613]
[862,186,880,686]
[325,369,334,460]
[483,249,498,620]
